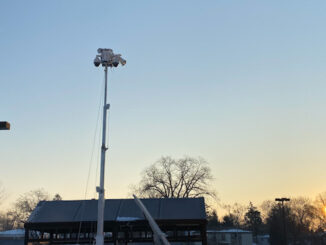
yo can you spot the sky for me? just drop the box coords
[1,1,326,211]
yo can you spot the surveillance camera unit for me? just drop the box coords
[119,57,126,66]
[112,56,120,67]
[94,48,126,68]
[94,56,101,67]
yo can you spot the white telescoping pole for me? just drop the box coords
[133,195,170,245]
[96,65,109,245]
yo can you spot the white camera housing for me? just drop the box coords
[94,48,126,67]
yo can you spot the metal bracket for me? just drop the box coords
[96,186,104,194]
[105,104,110,110]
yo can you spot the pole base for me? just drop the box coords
[95,234,104,245]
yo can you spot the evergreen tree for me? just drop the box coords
[244,202,262,237]
[207,210,220,228]
[222,213,238,228]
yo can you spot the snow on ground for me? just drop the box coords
[0,229,25,237]
[116,216,141,221]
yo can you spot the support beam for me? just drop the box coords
[201,226,207,245]
[24,229,29,245]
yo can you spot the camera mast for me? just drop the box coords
[93,48,126,245]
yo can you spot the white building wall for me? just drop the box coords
[207,230,253,245]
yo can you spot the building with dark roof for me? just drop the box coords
[24,197,207,245]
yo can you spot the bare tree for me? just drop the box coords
[222,202,246,228]
[0,188,62,229]
[10,189,50,228]
[260,200,274,222]
[0,182,5,206]
[0,182,10,231]
[53,193,62,201]
[133,156,215,199]
[289,197,316,230]
[313,192,326,230]
[0,212,15,231]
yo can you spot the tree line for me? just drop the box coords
[0,187,62,230]
[207,195,326,244]
[1,156,325,245]
[132,156,326,244]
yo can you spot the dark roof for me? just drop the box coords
[27,198,206,224]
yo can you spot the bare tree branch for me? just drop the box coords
[133,156,216,200]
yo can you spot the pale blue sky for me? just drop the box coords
[1,1,326,209]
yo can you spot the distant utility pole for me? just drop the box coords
[93,48,126,245]
[275,197,290,245]
[0,121,10,130]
